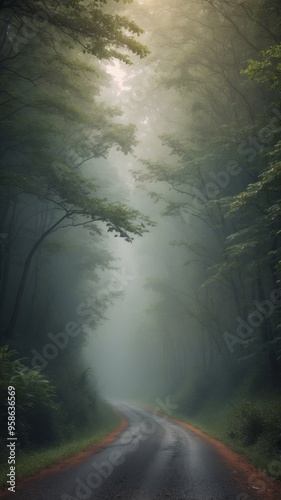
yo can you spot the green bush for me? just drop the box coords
[227,401,264,445]
[54,364,98,428]
[0,344,58,449]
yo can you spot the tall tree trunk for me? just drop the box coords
[3,212,69,340]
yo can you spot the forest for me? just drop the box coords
[0,0,281,495]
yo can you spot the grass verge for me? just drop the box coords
[173,396,281,478]
[173,400,281,480]
[138,381,281,480]
[0,400,119,488]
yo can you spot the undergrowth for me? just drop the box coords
[0,400,119,488]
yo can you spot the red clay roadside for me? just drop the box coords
[0,407,128,498]
[137,400,281,500]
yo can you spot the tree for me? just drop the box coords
[0,0,152,341]
[129,0,281,385]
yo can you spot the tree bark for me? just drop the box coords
[3,212,70,340]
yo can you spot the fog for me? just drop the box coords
[1,0,281,479]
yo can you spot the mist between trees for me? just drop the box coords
[0,0,281,475]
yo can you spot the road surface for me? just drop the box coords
[1,401,267,499]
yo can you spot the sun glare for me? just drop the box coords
[106,60,130,91]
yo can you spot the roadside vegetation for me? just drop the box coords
[142,366,281,480]
[1,0,281,490]
[0,397,118,488]
[173,373,281,478]
[0,0,148,486]
[117,0,281,480]
[0,345,120,487]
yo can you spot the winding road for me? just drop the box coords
[1,401,280,499]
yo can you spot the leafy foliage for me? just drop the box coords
[0,0,151,457]
[0,345,58,447]
[131,0,281,391]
